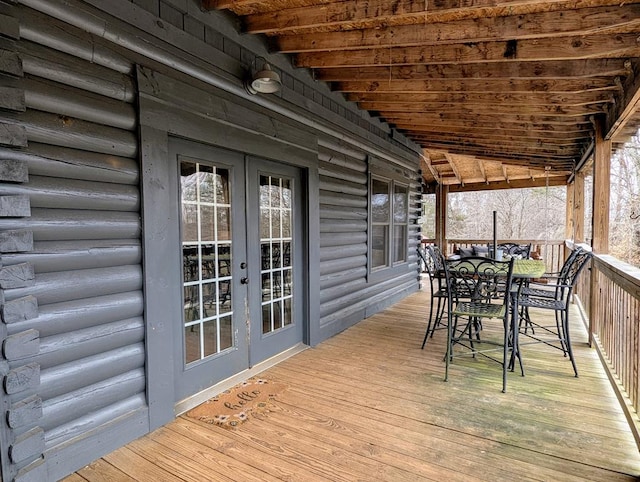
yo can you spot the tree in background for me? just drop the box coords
[609,134,640,267]
[444,186,565,241]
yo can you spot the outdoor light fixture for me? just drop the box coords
[245,57,282,95]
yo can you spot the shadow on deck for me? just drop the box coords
[66,283,640,481]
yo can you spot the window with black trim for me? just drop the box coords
[370,174,409,270]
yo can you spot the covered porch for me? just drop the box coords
[64,284,640,481]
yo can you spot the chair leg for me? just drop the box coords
[444,311,452,382]
[555,309,568,355]
[421,295,436,348]
[433,297,445,336]
[562,309,579,377]
[502,316,509,393]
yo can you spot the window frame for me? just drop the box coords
[368,166,411,280]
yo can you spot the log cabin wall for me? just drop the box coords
[0,4,147,482]
[318,140,422,338]
[0,0,422,480]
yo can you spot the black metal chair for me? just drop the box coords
[420,245,449,348]
[443,256,518,392]
[497,242,532,259]
[517,248,592,377]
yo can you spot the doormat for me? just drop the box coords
[186,377,286,428]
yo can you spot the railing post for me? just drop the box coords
[435,184,448,252]
[589,116,611,346]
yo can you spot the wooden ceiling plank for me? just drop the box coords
[275,5,640,53]
[332,78,617,94]
[417,141,579,158]
[444,153,462,184]
[477,159,488,184]
[243,0,640,34]
[396,125,591,141]
[421,155,440,184]
[408,134,583,149]
[449,176,569,192]
[316,59,632,82]
[346,91,613,105]
[418,138,578,153]
[385,116,591,132]
[380,112,591,127]
[295,32,640,68]
[359,102,605,115]
[382,111,592,122]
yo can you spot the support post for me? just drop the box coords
[573,171,585,244]
[589,116,611,346]
[566,171,585,258]
[435,184,448,252]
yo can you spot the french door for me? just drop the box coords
[170,139,304,402]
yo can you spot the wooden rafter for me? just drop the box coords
[212,0,640,188]
[316,59,632,82]
[294,32,640,68]
[274,5,640,52]
[241,0,640,34]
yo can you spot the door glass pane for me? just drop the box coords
[260,174,294,335]
[220,315,232,351]
[181,204,198,242]
[198,165,215,203]
[217,207,231,240]
[201,244,215,280]
[184,325,200,364]
[183,246,199,282]
[180,160,235,365]
[203,320,217,357]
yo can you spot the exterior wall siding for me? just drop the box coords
[319,142,422,338]
[0,0,423,479]
[0,3,146,481]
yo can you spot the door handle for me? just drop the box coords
[240,277,249,285]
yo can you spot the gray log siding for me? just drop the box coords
[317,142,421,335]
[0,0,422,479]
[0,4,145,481]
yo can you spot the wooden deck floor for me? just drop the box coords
[65,284,640,481]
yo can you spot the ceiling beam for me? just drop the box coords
[448,176,569,192]
[415,141,579,159]
[359,102,605,116]
[380,112,593,125]
[315,59,632,82]
[387,119,591,133]
[606,59,640,139]
[407,134,583,150]
[398,126,590,142]
[294,32,640,68]
[241,0,639,34]
[332,78,618,94]
[274,5,640,53]
[346,91,613,106]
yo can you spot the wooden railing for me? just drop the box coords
[585,254,640,447]
[445,239,566,273]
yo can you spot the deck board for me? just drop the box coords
[66,285,640,481]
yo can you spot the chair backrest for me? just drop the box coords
[560,248,592,288]
[417,245,431,273]
[497,242,532,258]
[444,256,514,305]
[551,246,584,281]
[427,245,446,273]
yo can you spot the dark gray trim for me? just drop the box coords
[139,124,176,431]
